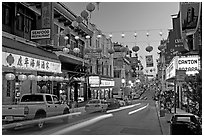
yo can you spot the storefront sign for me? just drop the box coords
[90,79,115,87]
[2,52,61,73]
[166,57,177,80]
[89,76,100,85]
[31,29,51,39]
[177,56,199,74]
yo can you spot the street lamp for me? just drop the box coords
[121,78,125,99]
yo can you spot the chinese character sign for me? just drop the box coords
[146,55,154,67]
[2,52,61,73]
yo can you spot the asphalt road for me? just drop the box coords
[3,89,163,135]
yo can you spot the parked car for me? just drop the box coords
[85,99,108,113]
[106,98,120,110]
[78,97,84,103]
[2,93,70,129]
[168,114,202,135]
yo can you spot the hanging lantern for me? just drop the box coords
[114,46,121,52]
[96,48,102,53]
[28,75,35,81]
[5,73,15,80]
[76,16,83,23]
[42,76,49,81]
[73,47,80,53]
[63,47,69,53]
[81,10,89,19]
[75,35,79,40]
[35,76,42,81]
[48,76,55,81]
[121,33,125,38]
[86,3,95,12]
[146,45,153,52]
[108,48,115,54]
[71,21,78,28]
[132,45,139,52]
[109,34,113,39]
[66,44,71,48]
[86,35,90,39]
[59,77,64,81]
[84,48,90,54]
[134,32,137,38]
[55,76,60,81]
[120,47,127,52]
[18,74,27,81]
[97,34,101,38]
[64,36,69,40]
[64,77,69,81]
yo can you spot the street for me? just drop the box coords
[3,90,166,135]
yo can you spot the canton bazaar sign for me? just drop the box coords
[2,52,61,73]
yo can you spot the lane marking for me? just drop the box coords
[128,103,149,115]
[52,113,113,135]
[106,103,141,113]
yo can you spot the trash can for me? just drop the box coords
[160,109,165,117]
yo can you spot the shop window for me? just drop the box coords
[6,81,11,97]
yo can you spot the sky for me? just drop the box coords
[64,1,180,76]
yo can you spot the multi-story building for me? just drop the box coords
[2,2,114,105]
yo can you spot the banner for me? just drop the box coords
[145,55,153,67]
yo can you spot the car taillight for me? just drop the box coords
[24,106,29,115]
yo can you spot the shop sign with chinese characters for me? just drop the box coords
[2,52,61,73]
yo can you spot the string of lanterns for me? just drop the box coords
[5,73,68,82]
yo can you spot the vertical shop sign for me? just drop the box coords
[180,2,201,35]
[145,55,153,67]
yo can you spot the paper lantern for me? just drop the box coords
[59,77,64,81]
[18,74,27,81]
[146,45,153,52]
[120,47,127,52]
[5,73,15,80]
[73,47,80,53]
[55,76,60,81]
[86,35,90,39]
[42,76,49,81]
[132,46,139,52]
[81,10,89,19]
[63,47,69,53]
[86,3,95,12]
[76,16,83,23]
[35,76,42,81]
[96,48,102,53]
[48,76,55,81]
[71,21,78,28]
[75,36,79,40]
[108,48,115,54]
[28,75,36,80]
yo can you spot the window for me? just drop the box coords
[21,95,44,102]
[2,3,12,26]
[46,95,53,104]
[6,81,11,97]
[114,70,121,78]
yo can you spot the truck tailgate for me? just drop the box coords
[2,105,25,116]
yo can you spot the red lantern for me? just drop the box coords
[132,46,139,52]
[73,47,80,53]
[96,48,102,53]
[120,47,127,52]
[76,16,83,23]
[146,45,153,52]
[86,3,95,12]
[36,76,42,81]
[108,48,115,54]
[42,76,49,81]
[81,10,89,19]
[63,47,69,53]
[48,76,55,81]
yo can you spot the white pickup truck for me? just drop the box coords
[2,93,70,128]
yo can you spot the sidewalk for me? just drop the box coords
[156,102,191,135]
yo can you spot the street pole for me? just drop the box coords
[174,78,177,114]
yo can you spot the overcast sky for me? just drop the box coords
[64,2,180,76]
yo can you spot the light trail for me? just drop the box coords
[128,103,149,115]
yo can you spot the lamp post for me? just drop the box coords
[121,78,125,99]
